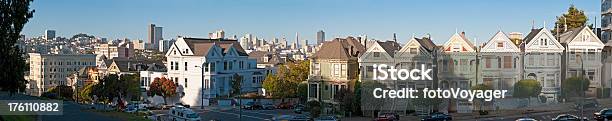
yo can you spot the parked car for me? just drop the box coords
[552,114,587,121]
[594,108,612,121]
[374,112,399,121]
[315,115,340,121]
[421,112,451,121]
[262,103,275,110]
[175,103,191,108]
[243,102,263,110]
[148,114,167,121]
[168,106,201,121]
[124,106,137,113]
[276,102,294,109]
[515,117,538,121]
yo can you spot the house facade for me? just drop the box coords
[479,31,522,94]
[438,32,477,113]
[166,37,266,107]
[559,26,605,97]
[522,28,565,103]
[308,37,364,108]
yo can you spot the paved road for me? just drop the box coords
[469,108,603,121]
[194,108,296,121]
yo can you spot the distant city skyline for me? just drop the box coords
[21,0,599,44]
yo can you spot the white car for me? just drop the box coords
[168,106,201,121]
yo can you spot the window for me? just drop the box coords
[239,61,244,69]
[170,61,174,70]
[210,62,216,72]
[204,79,209,89]
[503,56,512,68]
[373,52,380,57]
[204,63,209,72]
[333,64,340,77]
[184,78,188,88]
[224,61,228,70]
[409,48,417,54]
[497,42,503,47]
[184,62,188,71]
[485,58,491,68]
[341,64,347,77]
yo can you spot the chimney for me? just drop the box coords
[460,31,466,37]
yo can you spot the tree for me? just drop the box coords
[43,85,73,100]
[561,77,590,99]
[147,77,177,104]
[120,74,141,101]
[552,5,589,35]
[0,0,35,96]
[230,73,243,97]
[297,82,308,103]
[79,83,95,103]
[513,79,542,105]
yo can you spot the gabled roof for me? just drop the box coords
[182,37,248,56]
[523,28,543,44]
[481,31,520,52]
[442,32,475,52]
[415,37,436,52]
[110,58,164,72]
[376,41,402,57]
[312,37,366,60]
[559,27,583,43]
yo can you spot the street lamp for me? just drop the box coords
[195,65,205,109]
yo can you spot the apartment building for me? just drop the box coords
[94,42,134,59]
[27,53,96,96]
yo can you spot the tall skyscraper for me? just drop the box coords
[603,0,612,43]
[148,24,163,50]
[45,29,56,40]
[208,30,225,39]
[295,32,300,47]
[316,30,325,45]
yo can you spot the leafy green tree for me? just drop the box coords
[513,79,542,105]
[147,77,176,104]
[79,83,95,103]
[552,5,589,35]
[121,74,141,101]
[0,0,34,96]
[561,77,590,99]
[230,73,243,97]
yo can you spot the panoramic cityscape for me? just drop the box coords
[2,0,612,121]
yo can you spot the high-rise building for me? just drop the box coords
[317,30,325,45]
[148,24,163,50]
[45,29,56,40]
[208,30,225,39]
[159,39,176,53]
[295,32,300,47]
[602,0,612,43]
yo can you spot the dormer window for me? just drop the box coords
[373,52,380,57]
[497,42,503,48]
[409,48,417,54]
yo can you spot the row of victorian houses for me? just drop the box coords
[307,26,612,116]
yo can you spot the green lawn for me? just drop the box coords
[88,110,149,121]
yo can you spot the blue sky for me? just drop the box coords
[22,0,600,44]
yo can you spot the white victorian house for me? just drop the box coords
[166,37,267,107]
[438,32,477,113]
[559,26,605,97]
[479,31,522,94]
[522,28,565,103]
